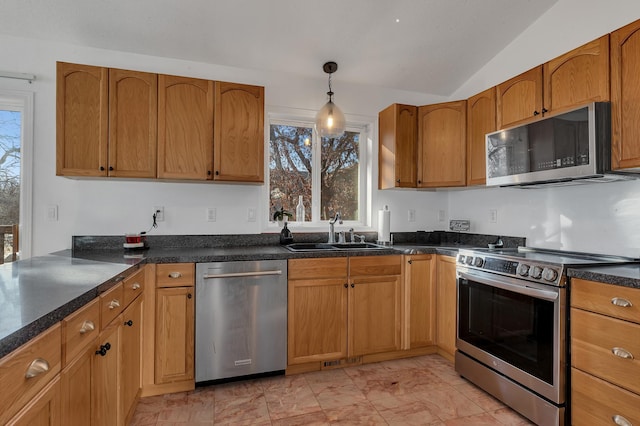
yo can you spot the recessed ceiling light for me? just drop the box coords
[395,18,400,23]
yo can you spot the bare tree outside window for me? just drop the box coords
[0,110,21,261]
[269,123,360,222]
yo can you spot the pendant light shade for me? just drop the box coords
[315,62,346,138]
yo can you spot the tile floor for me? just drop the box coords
[130,354,535,425]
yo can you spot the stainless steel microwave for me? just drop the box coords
[485,102,625,187]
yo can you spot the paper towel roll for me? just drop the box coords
[377,205,391,242]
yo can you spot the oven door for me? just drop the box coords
[456,268,566,404]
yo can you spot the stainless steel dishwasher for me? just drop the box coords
[195,259,287,383]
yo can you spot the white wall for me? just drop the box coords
[448,0,640,257]
[0,34,448,256]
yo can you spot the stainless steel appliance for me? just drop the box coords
[485,102,635,187]
[455,247,631,425]
[195,260,287,383]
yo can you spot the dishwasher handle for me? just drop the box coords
[202,270,283,279]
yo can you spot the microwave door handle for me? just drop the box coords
[458,271,559,302]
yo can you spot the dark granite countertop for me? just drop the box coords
[1,230,523,359]
[568,264,640,289]
[0,255,137,358]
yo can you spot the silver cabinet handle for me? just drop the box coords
[611,297,633,308]
[612,347,634,360]
[131,282,141,290]
[25,358,50,379]
[612,414,632,426]
[108,299,120,310]
[168,272,182,279]
[79,320,95,334]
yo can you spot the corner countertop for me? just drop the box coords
[0,242,468,358]
[568,264,640,289]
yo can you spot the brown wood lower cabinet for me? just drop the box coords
[287,256,403,371]
[120,295,143,424]
[93,322,120,426]
[435,255,457,360]
[404,254,437,349]
[6,377,61,426]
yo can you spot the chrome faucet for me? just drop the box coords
[328,212,343,243]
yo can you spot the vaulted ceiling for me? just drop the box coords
[0,0,558,95]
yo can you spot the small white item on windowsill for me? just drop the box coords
[296,195,305,222]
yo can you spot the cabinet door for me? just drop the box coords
[378,104,418,189]
[157,75,214,180]
[611,19,640,171]
[108,68,157,178]
[417,100,466,188]
[543,35,610,114]
[466,87,496,186]
[155,286,195,384]
[405,255,436,349]
[93,323,120,426]
[287,277,348,364]
[120,296,142,424]
[56,62,108,176]
[496,66,543,129]
[61,342,94,426]
[436,255,457,359]
[214,82,265,182]
[349,275,402,356]
[7,377,61,426]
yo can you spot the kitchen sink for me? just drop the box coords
[285,242,388,252]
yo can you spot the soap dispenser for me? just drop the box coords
[280,222,294,245]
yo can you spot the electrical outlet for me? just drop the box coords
[207,207,217,222]
[247,208,257,222]
[438,210,445,222]
[408,209,416,222]
[490,209,498,223]
[153,206,164,222]
[47,205,58,222]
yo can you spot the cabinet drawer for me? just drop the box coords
[572,368,640,426]
[0,323,62,425]
[288,257,348,280]
[123,267,145,306]
[62,298,99,365]
[571,278,640,324]
[571,308,640,395]
[100,282,124,329]
[349,255,402,277]
[156,263,195,287]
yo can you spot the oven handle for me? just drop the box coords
[458,271,559,301]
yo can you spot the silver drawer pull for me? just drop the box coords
[108,299,120,310]
[168,272,182,279]
[612,347,634,360]
[611,297,633,308]
[131,283,141,290]
[25,358,50,379]
[612,414,632,426]
[79,320,95,334]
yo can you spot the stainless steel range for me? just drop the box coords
[454,247,631,426]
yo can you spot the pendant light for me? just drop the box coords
[315,61,346,138]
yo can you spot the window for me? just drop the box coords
[269,117,367,225]
[0,90,33,260]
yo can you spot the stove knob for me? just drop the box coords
[473,257,484,267]
[516,263,530,277]
[530,266,543,279]
[458,255,465,264]
[542,268,559,282]
[466,256,474,265]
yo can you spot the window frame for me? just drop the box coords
[265,107,373,231]
[0,89,34,259]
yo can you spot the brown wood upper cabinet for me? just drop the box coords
[57,63,157,178]
[497,35,609,130]
[157,75,214,180]
[214,82,265,183]
[378,104,418,189]
[417,100,467,188]
[56,62,109,177]
[466,87,496,186]
[611,19,640,171]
